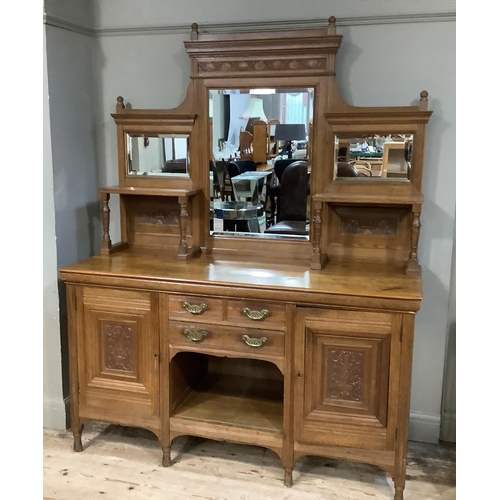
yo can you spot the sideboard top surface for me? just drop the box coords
[60,251,422,309]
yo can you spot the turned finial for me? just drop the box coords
[328,16,337,35]
[191,23,199,40]
[419,90,429,111]
[116,96,125,113]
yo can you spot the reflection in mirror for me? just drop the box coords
[126,134,189,177]
[334,134,413,181]
[208,88,314,240]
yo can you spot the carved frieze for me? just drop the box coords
[198,57,327,75]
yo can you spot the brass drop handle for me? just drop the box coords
[241,334,267,348]
[182,302,207,315]
[182,328,209,342]
[242,307,269,321]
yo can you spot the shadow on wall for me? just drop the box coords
[58,201,101,429]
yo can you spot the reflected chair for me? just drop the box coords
[239,130,253,160]
[267,158,299,226]
[227,160,259,203]
[265,161,309,236]
[349,160,372,177]
[213,160,227,200]
[337,161,359,177]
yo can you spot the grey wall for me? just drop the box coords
[43,0,99,429]
[43,1,456,442]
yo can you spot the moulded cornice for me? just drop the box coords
[43,12,455,38]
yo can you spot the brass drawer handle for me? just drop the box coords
[182,302,207,315]
[241,334,267,348]
[182,328,209,342]
[242,307,269,321]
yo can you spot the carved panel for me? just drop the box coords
[198,57,327,75]
[103,323,134,372]
[327,349,364,402]
[136,209,179,226]
[336,207,399,237]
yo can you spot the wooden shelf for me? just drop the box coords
[100,186,200,197]
[313,192,423,206]
[170,374,283,437]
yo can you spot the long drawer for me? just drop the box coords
[168,321,285,358]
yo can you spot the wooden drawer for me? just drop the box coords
[227,299,286,330]
[168,321,284,358]
[169,294,223,323]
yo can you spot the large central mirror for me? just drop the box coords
[208,88,314,240]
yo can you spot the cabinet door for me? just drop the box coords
[77,287,159,420]
[295,308,401,451]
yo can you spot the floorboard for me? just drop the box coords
[43,422,455,500]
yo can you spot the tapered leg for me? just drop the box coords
[72,423,84,452]
[394,485,404,500]
[284,467,293,488]
[162,445,172,467]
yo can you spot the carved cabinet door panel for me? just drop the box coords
[294,308,402,451]
[77,287,159,420]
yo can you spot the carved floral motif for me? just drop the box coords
[104,324,134,372]
[327,350,364,402]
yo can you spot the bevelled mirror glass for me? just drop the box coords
[127,133,190,177]
[208,88,314,240]
[334,133,413,181]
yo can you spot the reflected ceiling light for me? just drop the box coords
[249,88,276,95]
[240,97,268,122]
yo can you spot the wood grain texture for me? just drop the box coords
[60,251,422,310]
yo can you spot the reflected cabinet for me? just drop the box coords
[60,17,431,500]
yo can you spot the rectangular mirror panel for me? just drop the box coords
[334,134,413,182]
[209,88,314,240]
[127,134,189,177]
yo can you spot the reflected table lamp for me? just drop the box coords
[274,124,307,159]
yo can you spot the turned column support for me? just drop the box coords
[311,200,327,270]
[100,192,112,254]
[178,195,189,257]
[177,195,201,261]
[406,205,421,275]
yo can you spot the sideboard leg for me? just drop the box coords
[394,485,404,500]
[72,423,84,452]
[162,445,172,467]
[284,467,293,488]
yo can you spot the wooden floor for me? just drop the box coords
[43,422,455,500]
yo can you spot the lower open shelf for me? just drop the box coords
[170,355,284,452]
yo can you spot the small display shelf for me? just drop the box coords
[99,186,201,260]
